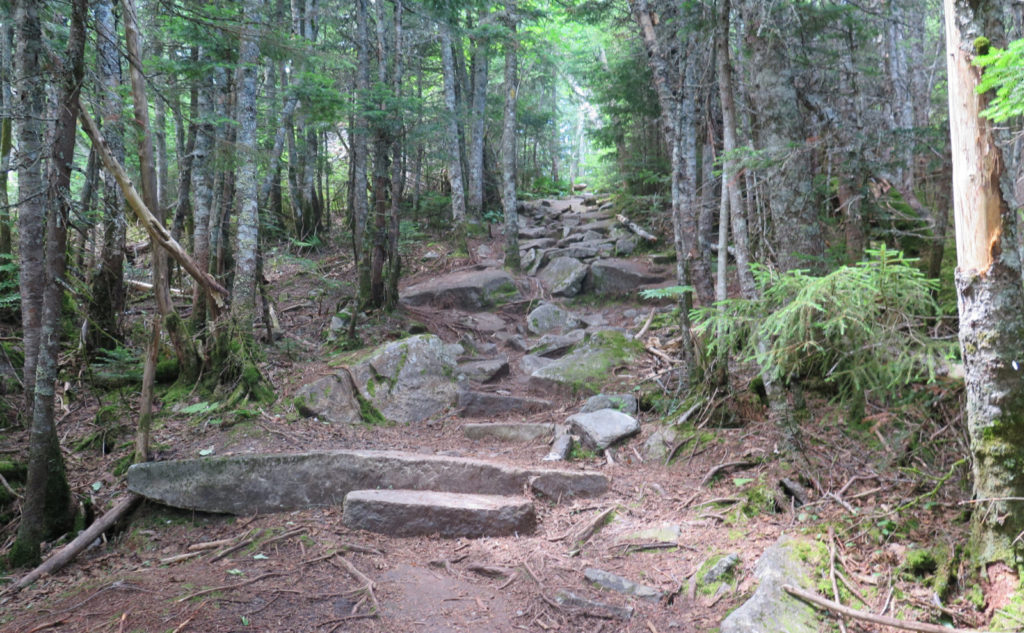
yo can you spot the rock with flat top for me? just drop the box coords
[528,331,645,397]
[457,357,509,383]
[568,409,640,450]
[581,393,638,415]
[456,390,552,417]
[343,489,535,538]
[128,449,607,514]
[537,256,589,297]
[527,302,581,335]
[583,258,666,295]
[463,423,554,442]
[584,568,662,602]
[553,590,632,621]
[401,269,518,311]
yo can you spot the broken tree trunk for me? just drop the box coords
[616,214,657,242]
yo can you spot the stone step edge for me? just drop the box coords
[342,488,536,538]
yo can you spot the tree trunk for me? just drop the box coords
[190,65,215,332]
[9,0,86,568]
[123,0,198,380]
[385,0,404,310]
[944,0,1024,567]
[86,0,127,354]
[14,0,45,421]
[467,14,489,218]
[439,21,467,232]
[500,12,520,272]
[353,0,371,303]
[0,15,12,255]
[743,0,822,273]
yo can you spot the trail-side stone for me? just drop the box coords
[701,553,741,585]
[527,302,581,335]
[529,470,608,499]
[642,426,679,463]
[401,269,518,311]
[581,393,638,415]
[528,331,645,397]
[615,236,638,256]
[458,312,506,333]
[456,390,552,417]
[529,330,586,358]
[537,256,588,297]
[720,536,824,633]
[457,357,509,383]
[463,423,554,442]
[348,334,462,424]
[577,219,616,234]
[584,568,662,602]
[520,237,557,251]
[544,433,574,462]
[568,409,640,450]
[519,226,549,239]
[293,372,362,424]
[127,449,608,514]
[553,590,632,621]
[623,523,681,543]
[583,258,665,295]
[519,353,554,376]
[343,490,536,538]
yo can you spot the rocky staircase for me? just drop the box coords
[129,195,669,539]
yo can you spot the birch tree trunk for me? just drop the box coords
[944,0,1024,567]
[500,10,520,271]
[353,0,371,302]
[9,0,86,568]
[233,0,261,333]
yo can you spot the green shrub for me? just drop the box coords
[692,247,952,404]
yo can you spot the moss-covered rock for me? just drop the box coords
[528,330,644,397]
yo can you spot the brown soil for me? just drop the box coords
[0,202,980,633]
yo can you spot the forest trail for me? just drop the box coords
[1,196,967,632]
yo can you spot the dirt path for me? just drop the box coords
[0,196,972,633]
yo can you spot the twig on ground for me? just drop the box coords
[700,460,758,487]
[160,551,204,565]
[169,601,207,633]
[261,527,307,548]
[568,506,616,556]
[336,555,382,617]
[827,492,857,515]
[783,584,985,633]
[828,527,848,633]
[25,617,69,633]
[319,613,378,632]
[188,537,235,552]
[634,309,656,341]
[177,572,283,603]
[210,529,263,562]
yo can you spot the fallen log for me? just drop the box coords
[616,214,657,242]
[9,493,142,593]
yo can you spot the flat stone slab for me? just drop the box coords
[343,489,536,538]
[584,567,663,602]
[463,423,555,442]
[456,390,552,417]
[401,269,518,311]
[457,357,509,383]
[527,302,581,335]
[568,409,640,450]
[553,590,633,621]
[537,256,588,297]
[127,449,607,514]
[583,258,666,295]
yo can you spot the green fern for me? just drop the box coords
[692,247,951,404]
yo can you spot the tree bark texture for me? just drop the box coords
[0,16,12,255]
[353,0,371,301]
[14,0,45,419]
[439,21,467,226]
[467,16,489,218]
[500,13,520,272]
[742,0,823,273]
[86,0,127,353]
[944,0,1024,566]
[233,0,261,330]
[11,0,86,567]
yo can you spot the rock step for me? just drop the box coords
[127,449,607,515]
[343,489,535,538]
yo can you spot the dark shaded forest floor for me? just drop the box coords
[0,198,986,632]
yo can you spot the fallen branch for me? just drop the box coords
[700,461,758,486]
[10,493,142,593]
[336,555,382,617]
[209,529,263,562]
[125,279,186,296]
[783,584,986,633]
[176,572,283,602]
[569,506,616,556]
[261,527,307,548]
[79,100,228,308]
[616,213,657,242]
